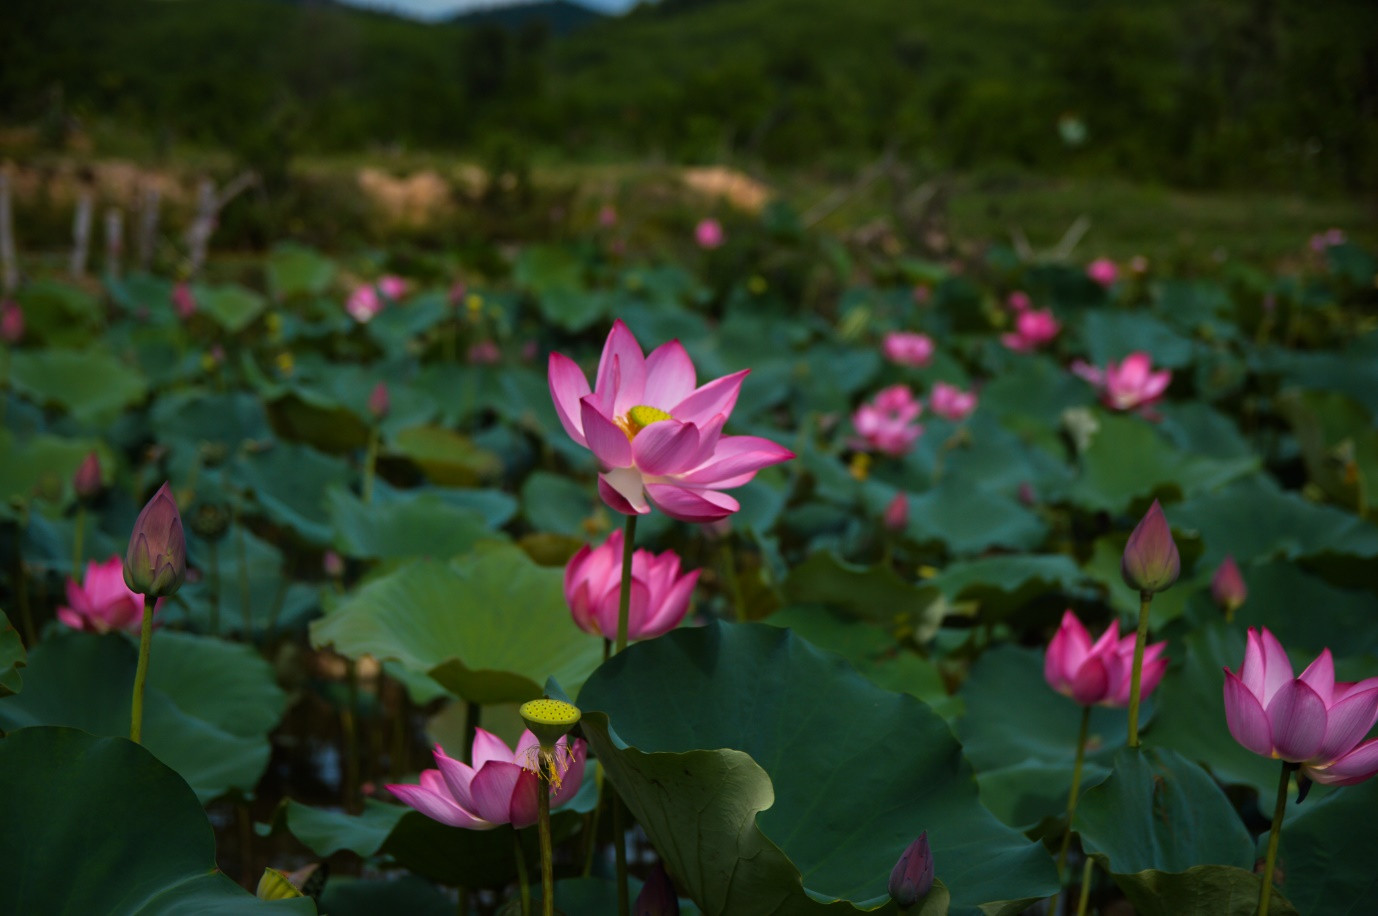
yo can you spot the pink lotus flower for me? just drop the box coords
[851,385,923,456]
[1224,628,1378,786]
[1310,228,1346,252]
[468,340,501,365]
[377,275,408,301]
[598,204,618,228]
[387,728,587,829]
[1071,352,1172,412]
[172,282,197,320]
[548,320,793,523]
[1211,554,1247,614]
[1006,291,1032,312]
[58,556,163,634]
[346,285,383,323]
[367,381,390,421]
[1045,611,1168,707]
[1001,309,1061,352]
[124,482,186,599]
[1086,258,1119,288]
[928,382,977,421]
[1121,499,1180,595]
[883,492,909,531]
[695,218,724,250]
[565,528,699,641]
[0,301,23,343]
[882,332,934,368]
[73,451,102,499]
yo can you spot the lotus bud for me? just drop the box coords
[368,381,390,422]
[1210,554,1247,617]
[123,482,187,598]
[888,831,934,908]
[635,861,680,915]
[322,550,345,579]
[1121,499,1179,595]
[884,493,909,532]
[73,451,102,499]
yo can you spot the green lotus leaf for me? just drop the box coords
[319,875,452,916]
[927,554,1087,620]
[1078,311,1195,368]
[8,348,149,426]
[1277,772,1378,913]
[234,441,353,544]
[390,425,502,486]
[199,283,267,333]
[0,610,25,697]
[174,525,320,639]
[267,245,337,300]
[1109,865,1296,916]
[327,486,499,559]
[782,550,946,636]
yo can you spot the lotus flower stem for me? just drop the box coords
[614,514,637,654]
[1076,856,1094,916]
[1052,705,1091,913]
[72,503,86,582]
[342,658,360,812]
[129,595,156,743]
[1126,591,1153,748]
[613,796,629,916]
[537,769,555,916]
[513,835,532,915]
[1258,761,1293,915]
[362,427,380,504]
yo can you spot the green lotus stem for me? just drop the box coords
[72,503,86,582]
[513,835,532,916]
[1258,761,1292,916]
[129,595,156,743]
[615,514,637,654]
[342,658,360,813]
[582,767,604,876]
[1052,705,1091,914]
[1126,591,1154,748]
[362,427,380,504]
[537,768,555,916]
[1076,855,1094,916]
[207,539,220,636]
[613,795,629,916]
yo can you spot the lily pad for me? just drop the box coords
[8,348,148,426]
[327,487,498,559]
[199,283,267,333]
[234,442,353,544]
[1278,772,1378,914]
[1112,865,1296,916]
[267,245,338,300]
[898,479,1047,556]
[390,426,502,486]
[782,551,946,637]
[927,554,1088,619]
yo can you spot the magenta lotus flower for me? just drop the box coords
[58,556,163,634]
[851,385,923,456]
[1045,611,1168,707]
[883,492,909,531]
[888,831,934,907]
[882,331,934,368]
[467,340,501,365]
[928,382,977,421]
[1001,309,1061,353]
[386,728,587,829]
[73,450,102,499]
[1121,499,1180,595]
[1224,628,1378,786]
[367,381,390,421]
[1211,554,1247,614]
[695,218,724,250]
[1086,258,1119,288]
[124,482,186,598]
[172,282,197,320]
[377,275,408,301]
[0,301,23,343]
[1071,351,1172,412]
[1310,228,1346,252]
[346,285,383,323]
[1006,290,1032,312]
[565,528,699,641]
[548,320,793,523]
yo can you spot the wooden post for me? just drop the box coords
[104,207,123,279]
[0,169,17,295]
[70,186,94,279]
[185,172,257,278]
[137,184,160,271]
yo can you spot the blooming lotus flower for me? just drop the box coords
[58,556,163,634]
[882,331,935,368]
[123,482,187,598]
[1121,500,1180,595]
[1001,309,1061,352]
[928,382,977,421]
[346,285,383,323]
[376,275,408,301]
[851,385,923,456]
[1045,611,1168,707]
[695,218,724,249]
[1086,258,1119,288]
[565,528,699,640]
[0,301,22,343]
[73,451,102,499]
[386,728,587,829]
[1223,628,1378,786]
[1211,555,1247,615]
[548,320,793,522]
[1071,351,1172,412]
[888,831,935,907]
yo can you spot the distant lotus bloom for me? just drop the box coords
[928,382,977,421]
[1006,290,1032,312]
[1129,255,1149,274]
[548,320,793,522]
[1086,258,1119,288]
[448,281,467,308]
[123,482,187,598]
[1045,610,1168,707]
[1211,555,1248,615]
[73,451,103,499]
[468,340,501,365]
[883,492,909,532]
[367,381,390,421]
[322,550,345,579]
[851,385,923,456]
[598,204,618,228]
[172,282,197,320]
[346,285,383,323]
[520,339,539,362]
[1121,500,1180,595]
[635,861,680,915]
[912,285,931,304]
[888,831,935,907]
[1001,309,1061,353]
[882,331,935,368]
[695,218,724,250]
[1310,228,1346,252]
[386,729,587,829]
[58,556,163,634]
[565,528,699,641]
[1224,628,1378,786]
[1071,352,1171,412]
[0,301,22,343]
[376,275,408,300]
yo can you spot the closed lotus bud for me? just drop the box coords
[888,831,934,908]
[1211,554,1247,616]
[123,482,187,598]
[884,493,909,532]
[1121,500,1180,595]
[73,451,102,499]
[368,381,390,422]
[634,861,680,916]
[322,550,345,579]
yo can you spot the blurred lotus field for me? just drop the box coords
[1,214,1377,916]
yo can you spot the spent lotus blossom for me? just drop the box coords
[1001,309,1061,352]
[928,382,977,421]
[1224,628,1378,787]
[1045,611,1169,707]
[851,385,923,456]
[882,331,935,368]
[695,218,725,250]
[1086,258,1119,288]
[564,528,699,641]
[386,728,587,829]
[1071,351,1172,412]
[58,556,163,634]
[548,320,793,522]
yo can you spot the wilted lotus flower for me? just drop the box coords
[565,528,699,640]
[548,320,793,522]
[882,331,935,368]
[635,861,680,915]
[1071,352,1172,412]
[73,451,102,499]
[123,482,187,598]
[346,285,383,323]
[888,831,934,907]
[1224,628,1378,786]
[851,385,923,457]
[695,218,724,250]
[1045,610,1169,707]
[0,301,23,343]
[58,556,163,634]
[1211,555,1248,616]
[172,282,197,320]
[1086,258,1119,288]
[928,382,977,421]
[1001,309,1061,353]
[1121,500,1180,595]
[883,492,909,531]
[386,728,587,829]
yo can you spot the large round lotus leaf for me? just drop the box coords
[311,543,604,704]
[577,623,1058,915]
[1277,772,1378,913]
[521,470,602,536]
[198,283,267,333]
[0,727,314,914]
[145,631,287,738]
[1276,388,1378,509]
[1111,865,1296,916]
[0,429,113,512]
[0,610,26,696]
[896,478,1047,556]
[927,554,1088,619]
[265,391,371,453]
[174,525,320,639]
[1265,336,1378,415]
[782,550,946,637]
[389,426,502,486]
[981,356,1088,430]
[1078,310,1195,368]
[327,487,498,559]
[319,875,451,916]
[267,245,337,300]
[233,442,353,544]
[13,279,101,345]
[1157,402,1254,461]
[1228,561,1378,657]
[9,348,149,426]
[0,633,277,802]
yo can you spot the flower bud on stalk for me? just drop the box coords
[367,381,390,422]
[73,451,102,499]
[1121,500,1179,595]
[888,831,934,908]
[1211,555,1248,619]
[124,482,186,598]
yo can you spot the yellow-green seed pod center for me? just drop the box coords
[520,698,582,748]
[623,405,673,438]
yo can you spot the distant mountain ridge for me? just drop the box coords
[449,0,604,35]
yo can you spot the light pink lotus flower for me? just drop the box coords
[346,285,383,323]
[1001,309,1061,352]
[468,341,501,365]
[1086,258,1119,288]
[73,451,102,499]
[695,218,724,250]
[377,275,408,301]
[548,320,793,523]
[928,382,977,421]
[58,556,163,634]
[1045,610,1168,707]
[387,728,587,829]
[1211,554,1247,615]
[172,282,197,320]
[883,492,909,532]
[1224,628,1378,786]
[1006,290,1032,312]
[598,204,618,228]
[565,528,699,641]
[882,332,935,368]
[1071,352,1172,412]
[851,385,923,456]
[0,301,23,343]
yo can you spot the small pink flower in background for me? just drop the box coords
[520,339,539,363]
[1211,555,1248,615]
[1,301,24,343]
[912,285,931,304]
[467,341,501,365]
[548,320,793,523]
[1071,351,1172,412]
[367,381,390,421]
[322,550,345,579]
[882,331,935,368]
[1224,628,1378,786]
[564,528,699,641]
[1001,309,1061,353]
[172,283,197,320]
[448,282,467,308]
[1045,610,1168,707]
[852,385,923,456]
[1310,228,1346,252]
[73,451,102,499]
[58,556,163,634]
[1129,255,1149,274]
[1006,290,1032,312]
[346,285,383,323]
[928,382,978,421]
[377,275,408,301]
[209,344,226,365]
[883,493,909,531]
[695,218,724,250]
[598,204,618,228]
[387,729,587,830]
[1086,258,1119,288]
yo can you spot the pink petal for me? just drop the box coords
[1317,685,1378,763]
[1258,628,1294,706]
[1070,361,1104,386]
[1310,738,1378,786]
[639,569,699,639]
[677,436,795,487]
[598,468,650,516]
[434,750,478,812]
[671,369,749,426]
[632,420,701,477]
[506,768,543,829]
[471,728,516,770]
[597,577,650,640]
[581,397,633,469]
[595,321,646,416]
[1299,649,1337,705]
[550,739,588,808]
[1135,654,1170,703]
[388,775,491,830]
[1266,679,1327,762]
[644,483,740,522]
[547,353,591,447]
[1224,669,1274,757]
[470,761,527,826]
[56,608,87,631]
[1069,656,1110,706]
[643,340,697,409]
